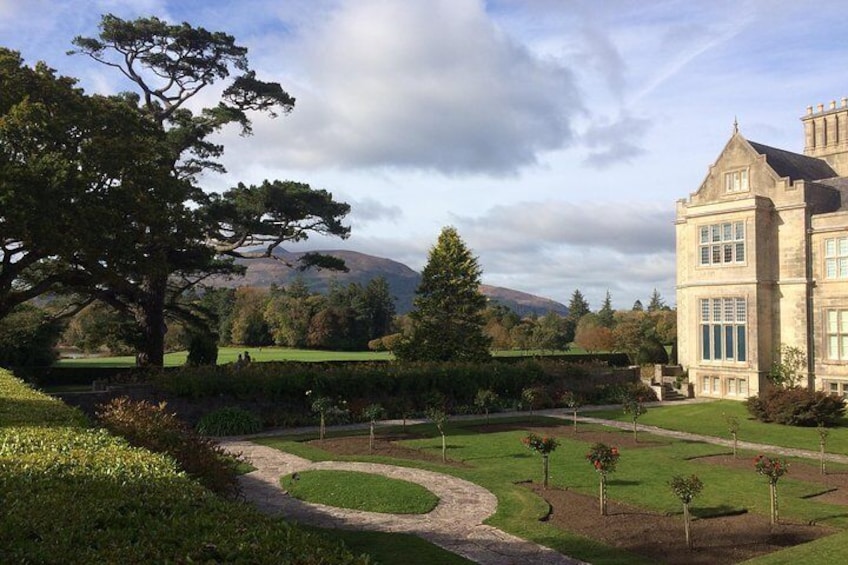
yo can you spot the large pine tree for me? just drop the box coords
[395,227,491,362]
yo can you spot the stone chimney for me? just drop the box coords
[802,98,848,176]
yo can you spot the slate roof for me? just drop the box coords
[748,140,837,182]
[814,177,848,212]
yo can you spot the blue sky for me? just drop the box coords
[2,0,845,310]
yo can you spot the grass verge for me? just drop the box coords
[282,469,438,514]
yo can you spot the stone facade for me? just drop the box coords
[677,100,848,399]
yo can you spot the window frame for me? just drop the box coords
[700,297,747,363]
[725,168,750,193]
[824,237,848,280]
[825,309,848,361]
[699,221,746,266]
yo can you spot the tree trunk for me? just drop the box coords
[441,433,447,462]
[732,433,738,458]
[683,502,692,549]
[769,482,778,525]
[820,440,827,475]
[632,419,638,442]
[543,455,549,489]
[573,409,578,432]
[599,474,607,516]
[369,422,375,454]
[320,413,326,441]
[135,275,167,367]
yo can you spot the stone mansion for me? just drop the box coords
[676,99,848,399]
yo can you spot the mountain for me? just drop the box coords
[212,249,568,316]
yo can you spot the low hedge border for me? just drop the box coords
[0,369,372,564]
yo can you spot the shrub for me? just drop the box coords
[196,407,262,436]
[97,397,241,497]
[0,305,60,368]
[745,386,846,426]
[185,331,218,366]
[636,337,669,365]
[0,369,369,564]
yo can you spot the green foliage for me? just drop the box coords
[282,470,438,514]
[396,226,491,362]
[0,369,370,564]
[521,433,559,455]
[745,386,846,426]
[561,390,583,409]
[754,454,789,485]
[362,403,385,423]
[185,330,219,366]
[474,388,500,416]
[769,344,808,388]
[196,406,261,436]
[669,474,704,504]
[597,290,615,328]
[97,397,240,497]
[59,16,350,366]
[586,442,620,474]
[0,305,60,367]
[151,358,633,427]
[635,336,669,365]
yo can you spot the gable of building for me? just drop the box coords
[687,131,838,209]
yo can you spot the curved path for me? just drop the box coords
[220,439,583,565]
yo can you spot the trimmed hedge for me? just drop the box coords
[147,359,638,428]
[0,369,371,564]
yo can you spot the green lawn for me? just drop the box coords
[589,400,848,456]
[55,346,395,367]
[257,415,848,565]
[282,469,438,514]
[305,528,474,565]
[53,347,578,367]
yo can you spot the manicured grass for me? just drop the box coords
[55,346,395,367]
[306,528,474,565]
[589,400,848,455]
[54,347,577,367]
[281,469,438,514]
[258,415,848,564]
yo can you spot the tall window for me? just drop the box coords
[725,169,749,193]
[700,297,747,362]
[699,222,745,266]
[824,237,848,279]
[826,309,848,360]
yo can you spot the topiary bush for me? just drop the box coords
[97,397,241,497]
[745,386,846,426]
[196,406,262,436]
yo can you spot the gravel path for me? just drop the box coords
[219,439,584,565]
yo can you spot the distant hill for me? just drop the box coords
[210,249,568,316]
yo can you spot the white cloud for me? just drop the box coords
[582,113,651,168]
[348,197,403,225]
[456,200,674,254]
[248,0,581,174]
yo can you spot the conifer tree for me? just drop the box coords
[395,227,491,362]
[598,290,615,328]
[647,288,667,312]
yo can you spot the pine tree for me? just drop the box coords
[632,299,644,311]
[598,290,615,328]
[395,227,491,362]
[567,289,591,320]
[563,289,591,343]
[647,288,667,312]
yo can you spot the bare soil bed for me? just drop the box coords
[308,423,839,564]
